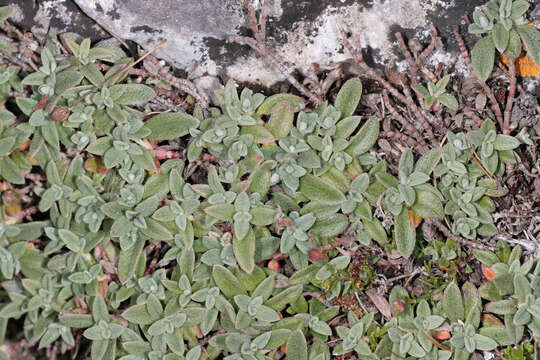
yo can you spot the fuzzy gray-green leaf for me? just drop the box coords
[335,77,362,118]
[146,113,200,141]
[394,209,416,258]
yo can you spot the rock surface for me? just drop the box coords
[71,0,487,87]
[1,0,106,40]
[9,0,540,90]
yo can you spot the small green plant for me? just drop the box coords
[0,2,537,359]
[469,0,540,80]
[413,77,459,111]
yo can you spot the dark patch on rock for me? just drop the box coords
[3,0,105,41]
[94,3,104,13]
[203,36,238,69]
[130,25,162,35]
[423,0,485,52]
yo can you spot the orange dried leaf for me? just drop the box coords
[84,157,108,174]
[98,280,109,298]
[192,325,203,338]
[17,139,30,151]
[482,265,497,281]
[267,259,280,272]
[408,209,423,228]
[482,313,504,327]
[433,330,451,341]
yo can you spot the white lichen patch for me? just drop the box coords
[32,0,74,37]
[7,4,23,23]
[227,0,455,86]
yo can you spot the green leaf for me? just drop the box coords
[346,116,379,156]
[240,125,275,144]
[233,228,256,274]
[264,329,291,350]
[412,191,443,219]
[110,83,155,105]
[186,345,202,360]
[22,72,47,86]
[41,121,60,150]
[438,94,458,111]
[289,264,323,285]
[0,157,24,184]
[212,265,247,297]
[249,165,271,197]
[473,334,498,351]
[55,70,83,94]
[146,113,200,141]
[415,148,442,175]
[118,237,145,284]
[513,273,531,303]
[493,134,519,150]
[266,100,294,140]
[265,284,303,311]
[92,296,109,322]
[511,0,529,18]
[363,218,387,244]
[16,97,38,116]
[91,339,109,360]
[252,274,276,301]
[299,174,346,205]
[204,204,235,220]
[505,29,522,59]
[492,23,509,53]
[140,218,173,240]
[471,35,495,81]
[473,249,499,266]
[485,299,517,315]
[334,116,361,139]
[250,206,275,226]
[59,313,94,328]
[478,326,514,346]
[87,137,112,155]
[311,214,348,239]
[286,329,308,360]
[81,63,105,87]
[413,84,430,97]
[492,273,515,295]
[517,25,540,65]
[0,136,15,156]
[257,94,302,115]
[443,282,464,322]
[58,229,83,252]
[335,77,362,118]
[394,209,415,258]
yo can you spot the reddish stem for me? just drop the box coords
[503,57,516,134]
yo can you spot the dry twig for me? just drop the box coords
[229,0,323,105]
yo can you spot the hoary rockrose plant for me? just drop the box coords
[468,0,540,81]
[0,3,533,359]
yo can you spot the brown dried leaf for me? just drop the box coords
[308,248,326,262]
[475,93,487,110]
[366,289,392,319]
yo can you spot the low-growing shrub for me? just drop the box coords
[0,0,538,359]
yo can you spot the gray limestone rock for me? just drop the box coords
[71,0,487,87]
[3,0,509,88]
